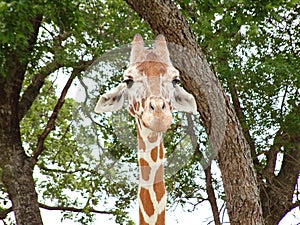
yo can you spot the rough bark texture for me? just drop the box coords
[0,66,43,225]
[0,14,44,225]
[125,1,265,224]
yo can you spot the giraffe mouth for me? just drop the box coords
[142,115,172,132]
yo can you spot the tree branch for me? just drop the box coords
[32,61,91,162]
[276,137,300,193]
[39,164,98,175]
[227,82,258,165]
[28,14,43,54]
[0,207,12,220]
[18,61,62,121]
[39,203,113,215]
[19,18,79,121]
[262,129,283,181]
[204,165,221,225]
[186,109,220,225]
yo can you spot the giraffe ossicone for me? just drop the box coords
[95,34,197,225]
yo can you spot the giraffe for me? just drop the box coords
[95,34,197,225]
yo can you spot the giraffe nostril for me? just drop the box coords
[162,102,165,110]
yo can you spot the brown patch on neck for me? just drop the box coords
[139,158,150,181]
[140,187,155,217]
[139,208,149,225]
[156,210,165,225]
[151,146,158,162]
[159,142,164,159]
[153,164,165,203]
[138,129,146,151]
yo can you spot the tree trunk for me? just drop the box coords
[125,1,264,224]
[0,67,43,224]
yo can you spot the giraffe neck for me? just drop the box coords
[137,119,166,225]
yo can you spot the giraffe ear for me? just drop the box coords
[94,83,127,113]
[171,86,197,114]
[130,34,145,64]
[154,34,171,65]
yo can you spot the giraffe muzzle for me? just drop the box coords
[141,97,172,132]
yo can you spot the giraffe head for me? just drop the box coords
[95,34,197,132]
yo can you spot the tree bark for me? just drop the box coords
[125,1,264,224]
[0,73,43,225]
[0,13,44,225]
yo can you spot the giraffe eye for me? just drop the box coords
[123,78,134,88]
[172,78,180,87]
[149,102,155,111]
